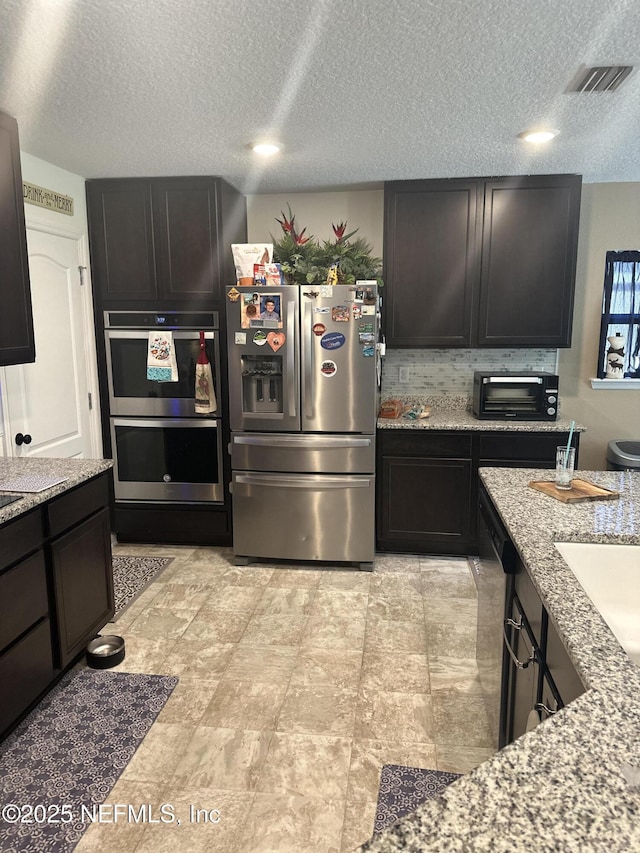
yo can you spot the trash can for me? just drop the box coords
[607,439,640,471]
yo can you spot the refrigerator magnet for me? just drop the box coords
[320,360,337,377]
[352,304,362,319]
[313,306,330,314]
[266,331,285,352]
[312,323,326,336]
[234,332,247,344]
[362,345,375,357]
[227,287,240,302]
[252,330,267,346]
[320,332,346,350]
[332,306,349,322]
[359,332,374,345]
[362,305,375,315]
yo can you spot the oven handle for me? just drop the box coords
[105,330,215,339]
[286,301,296,418]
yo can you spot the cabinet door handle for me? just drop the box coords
[15,433,32,446]
[505,616,523,631]
[535,701,558,718]
[502,621,536,669]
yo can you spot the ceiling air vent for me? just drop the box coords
[569,65,633,93]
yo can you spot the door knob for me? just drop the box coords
[15,433,32,446]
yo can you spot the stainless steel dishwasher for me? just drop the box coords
[473,482,517,749]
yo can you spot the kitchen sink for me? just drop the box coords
[554,542,640,665]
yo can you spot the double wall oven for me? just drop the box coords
[104,311,224,504]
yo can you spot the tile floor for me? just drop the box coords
[74,546,495,853]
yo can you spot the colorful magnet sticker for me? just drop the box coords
[355,288,365,301]
[332,306,350,322]
[313,306,330,314]
[359,332,374,345]
[362,305,375,315]
[352,304,362,320]
[359,322,374,333]
[320,285,333,297]
[253,330,267,346]
[320,332,346,350]
[227,286,240,302]
[234,332,247,345]
[362,345,375,357]
[320,359,338,377]
[267,331,285,352]
[312,323,327,336]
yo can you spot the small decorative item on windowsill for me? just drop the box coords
[271,205,383,286]
[605,332,626,378]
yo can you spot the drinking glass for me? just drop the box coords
[556,446,575,490]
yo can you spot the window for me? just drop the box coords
[598,251,640,379]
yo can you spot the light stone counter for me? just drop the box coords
[359,467,640,853]
[0,457,113,526]
[376,395,584,433]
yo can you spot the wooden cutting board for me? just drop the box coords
[529,479,620,503]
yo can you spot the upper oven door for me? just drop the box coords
[105,330,220,416]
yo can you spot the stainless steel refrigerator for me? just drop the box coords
[226,283,379,569]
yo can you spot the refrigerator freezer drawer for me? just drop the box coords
[231,472,375,563]
[230,432,375,474]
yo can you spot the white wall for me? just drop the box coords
[247,189,384,257]
[559,183,640,469]
[20,152,89,234]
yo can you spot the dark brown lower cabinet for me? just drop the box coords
[376,428,579,554]
[50,508,114,669]
[500,557,585,748]
[0,471,114,739]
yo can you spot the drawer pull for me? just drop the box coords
[535,700,558,718]
[502,621,535,669]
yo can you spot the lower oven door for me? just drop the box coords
[231,471,375,563]
[111,418,223,502]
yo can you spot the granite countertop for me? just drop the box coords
[360,467,640,853]
[0,457,113,526]
[376,395,584,432]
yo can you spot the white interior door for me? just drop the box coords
[2,225,97,459]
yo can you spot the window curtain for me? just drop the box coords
[598,250,640,378]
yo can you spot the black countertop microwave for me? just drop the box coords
[472,372,559,420]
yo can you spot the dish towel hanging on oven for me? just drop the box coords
[195,331,217,413]
[146,331,178,382]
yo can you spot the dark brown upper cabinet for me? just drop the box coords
[384,174,582,348]
[86,176,247,307]
[0,110,35,366]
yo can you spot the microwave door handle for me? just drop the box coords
[304,299,314,419]
[286,301,296,417]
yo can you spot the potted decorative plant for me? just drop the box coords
[271,205,383,285]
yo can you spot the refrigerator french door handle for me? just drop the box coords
[304,300,314,419]
[286,301,296,417]
[234,474,372,489]
[232,435,371,448]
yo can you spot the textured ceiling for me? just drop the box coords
[1,0,639,193]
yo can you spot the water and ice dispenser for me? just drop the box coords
[241,354,283,413]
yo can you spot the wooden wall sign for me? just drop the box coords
[23,181,74,216]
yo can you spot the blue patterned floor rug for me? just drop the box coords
[374,764,462,835]
[0,668,178,852]
[112,555,174,619]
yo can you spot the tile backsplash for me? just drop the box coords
[382,348,558,397]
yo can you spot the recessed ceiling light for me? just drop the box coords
[519,129,558,144]
[252,143,281,156]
